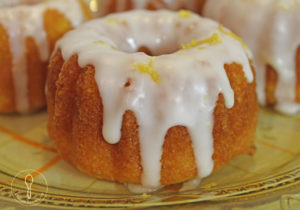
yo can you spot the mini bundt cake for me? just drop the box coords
[47,10,258,191]
[93,0,205,16]
[203,0,300,114]
[0,0,91,113]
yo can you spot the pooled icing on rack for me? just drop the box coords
[55,10,253,188]
[204,0,300,114]
[0,0,85,112]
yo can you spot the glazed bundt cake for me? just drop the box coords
[0,0,91,113]
[203,0,300,114]
[47,10,258,191]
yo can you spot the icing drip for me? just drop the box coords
[180,179,201,191]
[0,0,85,112]
[126,183,163,194]
[204,0,300,114]
[55,10,253,188]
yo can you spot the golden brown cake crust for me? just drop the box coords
[0,1,90,113]
[25,37,48,111]
[47,50,258,185]
[0,23,15,112]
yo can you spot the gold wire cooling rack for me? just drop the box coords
[0,108,299,209]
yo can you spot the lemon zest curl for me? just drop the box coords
[132,57,161,83]
[178,10,193,18]
[181,33,222,50]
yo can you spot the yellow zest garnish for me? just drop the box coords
[94,40,116,50]
[142,193,151,199]
[105,17,121,25]
[181,33,222,50]
[203,182,217,189]
[132,57,161,83]
[178,9,193,18]
[218,24,249,49]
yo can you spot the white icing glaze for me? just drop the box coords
[126,183,162,194]
[55,10,253,188]
[204,0,300,114]
[0,0,85,112]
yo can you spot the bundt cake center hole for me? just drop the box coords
[136,45,181,56]
[138,46,153,56]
